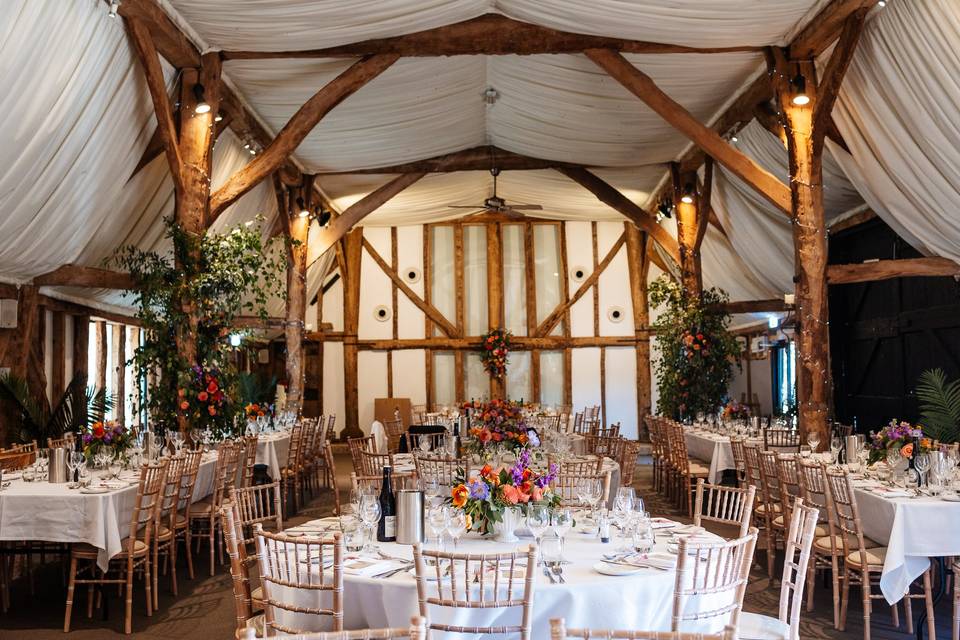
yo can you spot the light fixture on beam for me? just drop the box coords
[214,112,223,122]
[657,199,673,220]
[296,198,310,218]
[483,87,500,105]
[193,84,211,114]
[680,183,696,205]
[107,0,120,18]
[791,74,811,106]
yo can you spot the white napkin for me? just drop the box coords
[650,517,681,530]
[872,487,910,498]
[619,552,676,570]
[343,557,406,577]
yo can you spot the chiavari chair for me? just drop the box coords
[348,435,375,472]
[548,454,603,476]
[550,619,736,640]
[742,443,775,578]
[583,434,625,461]
[255,526,345,635]
[572,412,586,434]
[350,472,419,501]
[692,479,755,538]
[645,415,665,493]
[240,434,259,488]
[323,442,342,516]
[242,616,427,640]
[592,423,620,438]
[0,450,33,471]
[47,433,75,449]
[764,428,800,452]
[619,439,641,487]
[281,422,305,512]
[412,404,428,424]
[357,448,396,477]
[413,543,538,640]
[305,416,331,493]
[739,500,820,640]
[229,481,283,544]
[757,450,787,578]
[797,458,846,627]
[953,558,960,640]
[551,472,611,509]
[383,418,406,455]
[191,439,241,576]
[406,430,446,453]
[667,422,709,517]
[153,454,188,606]
[175,449,204,581]
[222,502,264,639]
[413,454,466,487]
[671,528,758,633]
[826,468,935,640]
[729,436,747,487]
[298,418,320,498]
[64,459,169,634]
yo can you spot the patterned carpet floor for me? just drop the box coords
[0,457,952,639]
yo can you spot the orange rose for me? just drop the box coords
[178,388,185,397]
[900,443,914,458]
[198,391,209,402]
[451,484,469,508]
[530,486,543,502]
[481,464,494,478]
[180,401,190,411]
[500,485,520,505]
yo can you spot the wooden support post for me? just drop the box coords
[341,229,363,439]
[624,223,652,438]
[95,321,107,419]
[127,327,141,423]
[524,223,540,402]
[50,311,65,400]
[73,315,90,382]
[559,223,573,408]
[453,224,465,403]
[486,223,504,399]
[112,324,126,424]
[283,180,311,413]
[671,163,703,298]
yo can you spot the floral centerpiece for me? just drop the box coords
[462,398,537,456]
[479,328,512,379]
[82,420,131,461]
[450,449,559,541]
[178,365,229,433]
[868,419,933,464]
[721,399,750,421]
[244,402,270,419]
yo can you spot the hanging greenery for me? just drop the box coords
[112,217,284,437]
[648,277,741,420]
[479,328,512,380]
[915,368,960,443]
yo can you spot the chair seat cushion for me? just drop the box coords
[72,538,148,559]
[772,515,827,537]
[251,585,263,605]
[189,499,214,517]
[688,460,710,475]
[755,503,782,515]
[814,535,880,554]
[738,611,789,640]
[846,546,888,568]
[235,613,264,639]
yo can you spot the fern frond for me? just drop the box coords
[916,368,960,443]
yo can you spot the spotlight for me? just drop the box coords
[108,0,120,18]
[229,333,243,347]
[680,183,696,205]
[483,87,500,105]
[214,112,223,122]
[297,198,310,218]
[877,0,886,5]
[791,74,810,106]
[730,135,738,143]
[193,84,211,114]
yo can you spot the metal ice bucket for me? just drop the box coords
[396,489,424,545]
[48,447,70,484]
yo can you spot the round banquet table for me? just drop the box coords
[256,431,291,480]
[272,521,733,637]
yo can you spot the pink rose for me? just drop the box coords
[500,485,520,505]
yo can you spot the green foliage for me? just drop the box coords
[237,371,278,407]
[0,372,113,445]
[648,277,741,420]
[915,368,960,443]
[111,217,284,437]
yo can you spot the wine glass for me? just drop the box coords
[615,487,635,513]
[426,504,450,552]
[807,432,821,454]
[830,436,843,466]
[914,453,931,488]
[66,451,84,489]
[446,510,467,549]
[418,435,432,455]
[359,494,381,553]
[526,505,550,562]
[552,508,573,559]
[886,444,902,474]
[108,457,122,481]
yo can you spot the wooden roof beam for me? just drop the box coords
[317,145,583,175]
[827,257,960,285]
[221,14,764,60]
[209,54,399,223]
[557,166,680,263]
[789,0,878,59]
[33,265,135,290]
[586,49,792,215]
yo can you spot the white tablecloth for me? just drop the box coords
[257,432,291,480]
[269,525,731,637]
[682,430,736,484]
[854,487,960,603]
[0,453,218,571]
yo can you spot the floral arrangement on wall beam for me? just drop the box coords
[479,328,512,379]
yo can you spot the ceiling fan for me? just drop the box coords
[447,167,543,219]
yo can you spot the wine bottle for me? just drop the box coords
[74,428,82,482]
[452,419,463,458]
[377,466,397,542]
[908,429,922,486]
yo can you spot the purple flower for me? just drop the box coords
[535,463,558,489]
[82,434,92,445]
[103,433,112,444]
[468,480,490,500]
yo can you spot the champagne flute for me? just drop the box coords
[914,453,931,488]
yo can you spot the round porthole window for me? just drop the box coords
[404,267,422,284]
[373,305,392,322]
[607,306,625,323]
[570,265,588,282]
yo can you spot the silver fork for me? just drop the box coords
[542,566,557,584]
[551,563,566,584]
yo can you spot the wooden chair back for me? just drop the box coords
[177,449,204,517]
[240,434,258,487]
[357,448,395,477]
[729,436,747,485]
[413,454,465,487]
[671,528,757,632]
[764,428,800,452]
[593,423,620,438]
[742,443,763,491]
[572,412,586,434]
[413,543,538,639]
[213,441,242,510]
[775,453,801,521]
[824,468,871,565]
[221,502,255,635]
[757,450,784,517]
[348,436,375,471]
[254,525,345,635]
[383,418,406,454]
[129,460,170,552]
[796,458,836,542]
[48,433,75,449]
[551,472,610,508]
[550,619,737,640]
[242,616,428,640]
[583,434,624,460]
[548,455,603,476]
[157,454,188,533]
[350,471,419,496]
[776,500,820,640]
[406,431,447,453]
[693,479,755,538]
[619,440,641,486]
[0,451,33,471]
[229,481,283,546]
[284,422,305,474]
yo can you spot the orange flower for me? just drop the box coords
[693,344,701,350]
[207,381,218,393]
[177,388,185,397]
[500,484,520,505]
[198,391,209,402]
[530,486,543,502]
[180,401,190,411]
[464,514,473,531]
[92,423,105,439]
[900,443,914,458]
[208,405,217,416]
[481,464,494,478]
[451,484,469,508]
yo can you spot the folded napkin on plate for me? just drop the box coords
[852,480,881,488]
[619,553,676,570]
[872,487,910,498]
[650,517,681,530]
[99,480,129,490]
[343,557,407,577]
[672,524,706,535]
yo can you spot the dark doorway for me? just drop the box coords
[828,217,960,430]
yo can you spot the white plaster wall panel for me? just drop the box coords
[358,235,394,340]
[64,315,74,382]
[358,351,388,435]
[396,225,425,339]
[598,246,633,337]
[364,226,391,261]
[44,309,53,403]
[571,347,601,411]
[565,221,594,337]
[728,354,774,416]
[391,349,427,405]
[322,279,344,332]
[595,221,621,256]
[322,341,346,436]
[605,347,638,439]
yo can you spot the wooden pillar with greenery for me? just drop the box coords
[624,223,652,436]
[283,179,312,414]
[671,163,704,299]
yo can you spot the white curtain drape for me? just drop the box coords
[828,0,960,263]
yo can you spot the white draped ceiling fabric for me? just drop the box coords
[0,0,957,320]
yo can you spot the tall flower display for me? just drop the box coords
[462,399,536,456]
[479,328,512,379]
[648,277,741,420]
[178,366,230,435]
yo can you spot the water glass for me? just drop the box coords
[526,505,550,560]
[426,505,450,551]
[632,517,655,555]
[446,510,467,549]
[552,508,573,558]
[359,494,381,553]
[342,518,365,553]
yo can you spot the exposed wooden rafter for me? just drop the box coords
[813,9,868,148]
[209,54,400,222]
[717,299,791,314]
[361,237,460,338]
[789,0,878,59]
[826,258,960,285]
[221,14,763,60]
[33,265,135,290]
[317,145,581,175]
[557,166,680,262]
[585,49,792,215]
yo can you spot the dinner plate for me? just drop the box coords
[593,561,645,576]
[80,487,110,494]
[941,493,960,502]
